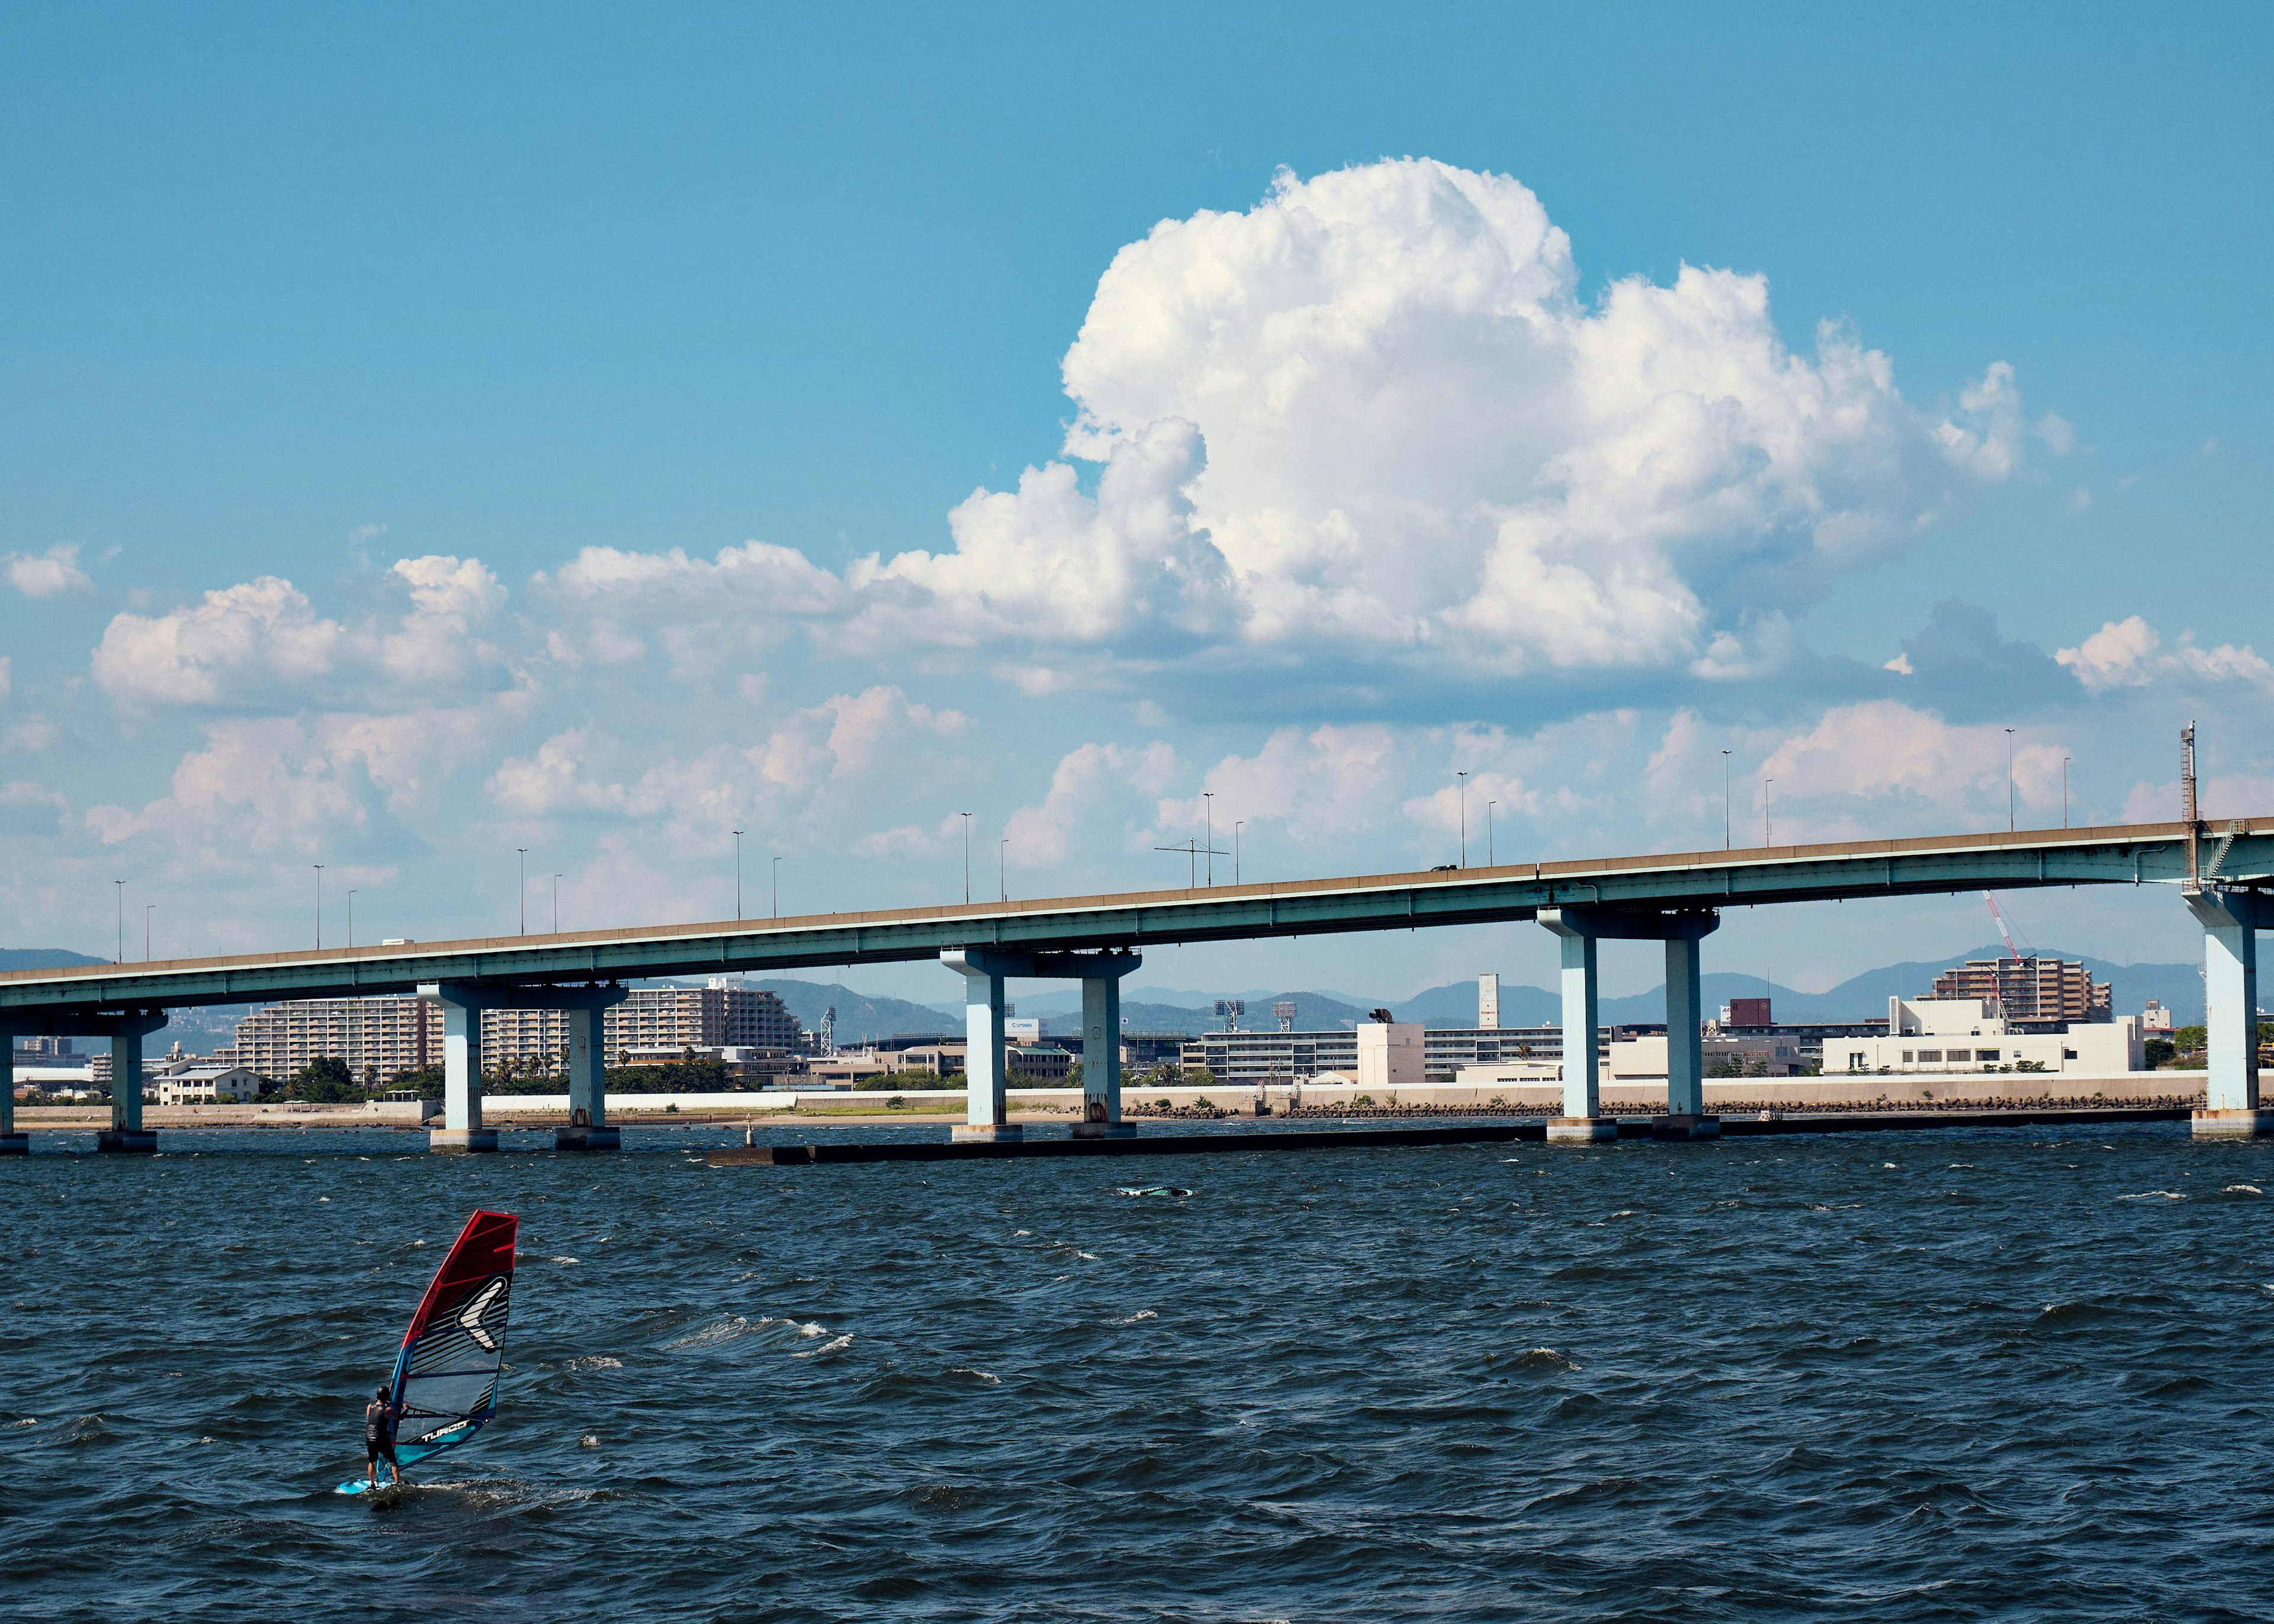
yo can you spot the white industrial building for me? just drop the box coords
[1825,998,2143,1075]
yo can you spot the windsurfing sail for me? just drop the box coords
[387,1208,518,1468]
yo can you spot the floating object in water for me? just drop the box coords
[1113,1185,1194,1198]
[336,1208,518,1496]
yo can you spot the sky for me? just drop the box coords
[2,3,2269,1006]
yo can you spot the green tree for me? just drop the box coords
[287,1056,362,1103]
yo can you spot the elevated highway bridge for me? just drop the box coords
[5,817,2270,1152]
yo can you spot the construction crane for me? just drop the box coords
[1983,893,2025,962]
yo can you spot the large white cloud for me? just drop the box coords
[2057,616,2274,693]
[873,158,2026,674]
[91,556,510,705]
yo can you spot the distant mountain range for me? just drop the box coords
[0,948,107,971]
[1393,944,2204,1027]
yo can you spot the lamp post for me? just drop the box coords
[1203,792,1215,886]
[772,855,781,919]
[516,848,528,935]
[1234,821,1243,885]
[733,828,743,921]
[1486,800,1496,866]
[346,890,355,949]
[1000,838,1008,902]
[1721,750,1732,850]
[2062,756,2071,829]
[1456,770,1469,868]
[553,874,561,933]
[114,879,123,964]
[144,903,155,962]
[2005,728,2016,832]
[1762,781,1773,848]
[314,865,325,949]
[961,812,972,903]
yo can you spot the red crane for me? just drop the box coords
[1983,892,2024,962]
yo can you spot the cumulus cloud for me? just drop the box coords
[0,780,67,835]
[7,544,92,598]
[1759,700,2067,826]
[2057,616,2274,693]
[487,686,967,829]
[882,157,2020,677]
[84,694,523,861]
[88,557,521,706]
[92,577,345,705]
[1160,723,1401,841]
[849,418,1236,649]
[1003,741,1177,866]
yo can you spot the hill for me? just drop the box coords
[750,979,956,1043]
[0,947,109,971]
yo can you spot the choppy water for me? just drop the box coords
[7,1120,2274,1621]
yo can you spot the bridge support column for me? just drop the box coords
[2189,892,2272,1137]
[97,1014,166,1153]
[558,1005,617,1151]
[427,989,496,1152]
[420,980,627,1152]
[1540,907,1721,1143]
[1655,921,1721,1140]
[943,951,1017,1143]
[1074,957,1141,1139]
[0,1036,21,1155]
[1541,918,1612,1142]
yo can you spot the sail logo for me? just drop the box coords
[457,1276,508,1350]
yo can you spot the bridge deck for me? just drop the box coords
[4,818,2268,1015]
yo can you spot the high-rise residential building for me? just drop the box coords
[1928,957,2111,1027]
[220,979,802,1082]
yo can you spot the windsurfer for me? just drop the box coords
[364,1386,407,1487]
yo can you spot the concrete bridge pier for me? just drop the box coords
[96,1012,168,1153]
[2189,890,2271,1137]
[941,947,1142,1142]
[426,986,496,1152]
[556,986,631,1150]
[0,1041,21,1155]
[1072,952,1141,1139]
[1539,906,1721,1144]
[943,949,1020,1143]
[421,980,629,1152]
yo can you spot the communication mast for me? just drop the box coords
[2182,721,2202,893]
[1273,1000,1297,1032]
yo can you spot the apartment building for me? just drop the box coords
[1928,956,2111,1027]
[221,979,802,1082]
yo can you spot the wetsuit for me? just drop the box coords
[365,1398,401,1474]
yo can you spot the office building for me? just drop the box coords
[1928,957,2111,1027]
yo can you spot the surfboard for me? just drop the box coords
[335,1477,403,1496]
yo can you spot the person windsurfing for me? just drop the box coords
[364,1384,406,1488]
[337,1209,518,1497]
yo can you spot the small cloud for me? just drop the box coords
[2066,488,2092,514]
[2037,413,2076,455]
[351,523,389,543]
[1884,652,1913,676]
[2201,437,2220,457]
[6,544,92,599]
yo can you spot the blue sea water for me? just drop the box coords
[5,1120,2274,1621]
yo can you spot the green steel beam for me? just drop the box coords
[5,819,2269,1015]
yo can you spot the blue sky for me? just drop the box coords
[2,4,2267,1005]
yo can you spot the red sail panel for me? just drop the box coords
[387,1209,518,1467]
